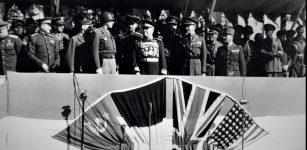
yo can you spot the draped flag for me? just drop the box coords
[53,77,267,150]
[208,102,268,150]
[172,79,226,149]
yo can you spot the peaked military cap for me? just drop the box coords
[263,24,276,31]
[208,25,221,34]
[52,17,65,25]
[37,17,52,24]
[166,16,179,25]
[182,17,198,25]
[141,19,156,28]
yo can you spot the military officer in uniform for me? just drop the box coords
[206,25,223,76]
[241,25,254,64]
[288,25,306,77]
[0,20,22,75]
[260,24,284,77]
[116,13,143,74]
[27,17,60,73]
[181,17,207,76]
[134,19,167,75]
[215,28,246,76]
[52,17,70,72]
[92,11,117,74]
[163,16,184,75]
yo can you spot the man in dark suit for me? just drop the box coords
[215,27,246,76]
[27,17,60,73]
[116,12,143,74]
[65,18,95,73]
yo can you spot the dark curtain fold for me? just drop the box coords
[252,12,264,23]
[224,11,239,25]
[111,78,166,127]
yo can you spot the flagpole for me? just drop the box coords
[240,100,248,150]
[149,102,152,150]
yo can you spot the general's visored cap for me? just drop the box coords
[37,17,52,24]
[182,17,198,25]
[263,24,276,31]
[141,19,156,28]
[52,17,65,25]
[223,27,235,36]
[166,16,179,25]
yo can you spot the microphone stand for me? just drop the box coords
[79,91,88,150]
[120,125,126,149]
[240,100,248,150]
[149,102,152,150]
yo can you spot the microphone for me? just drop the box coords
[79,90,88,101]
[61,105,71,119]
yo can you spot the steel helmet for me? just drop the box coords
[100,11,114,23]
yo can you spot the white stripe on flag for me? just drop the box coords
[191,94,226,140]
[183,85,197,126]
[174,79,185,138]
[226,123,269,150]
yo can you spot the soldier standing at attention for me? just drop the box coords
[260,24,284,77]
[215,28,246,76]
[181,17,207,76]
[288,25,306,77]
[206,25,223,76]
[116,12,143,74]
[134,19,167,75]
[0,20,22,75]
[92,11,117,74]
[27,17,60,73]
[52,17,70,72]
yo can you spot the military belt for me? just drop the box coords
[99,53,115,59]
[140,58,159,62]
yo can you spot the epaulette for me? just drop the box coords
[46,34,54,37]
[9,34,19,39]
[154,37,163,41]
[131,32,143,39]
[30,33,38,37]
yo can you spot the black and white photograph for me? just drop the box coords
[0,0,305,149]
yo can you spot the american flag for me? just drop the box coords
[208,103,268,150]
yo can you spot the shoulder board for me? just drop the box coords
[132,32,143,39]
[63,33,70,38]
[30,33,39,37]
[9,34,19,39]
[154,38,162,41]
[46,34,54,37]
